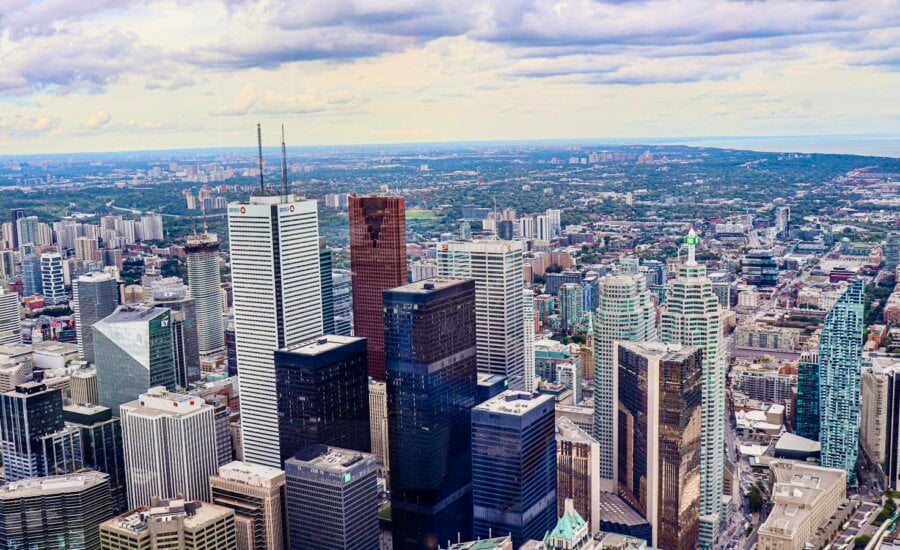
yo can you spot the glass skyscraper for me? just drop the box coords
[819,278,865,482]
[385,278,477,549]
[73,272,119,364]
[63,403,128,513]
[472,391,557,547]
[794,351,820,440]
[319,241,335,335]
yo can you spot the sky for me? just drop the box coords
[1,0,900,155]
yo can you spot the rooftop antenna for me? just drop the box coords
[256,123,265,194]
[492,197,498,239]
[281,125,288,196]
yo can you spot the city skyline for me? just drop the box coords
[2,1,900,155]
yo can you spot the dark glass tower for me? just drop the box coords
[73,272,119,364]
[0,382,68,482]
[472,391,557,546]
[274,335,371,463]
[9,208,24,250]
[795,351,820,440]
[349,195,407,381]
[320,240,335,335]
[385,278,477,550]
[63,403,128,513]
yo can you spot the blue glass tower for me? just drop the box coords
[385,278,478,550]
[819,279,865,482]
[471,391,557,547]
[794,351,820,440]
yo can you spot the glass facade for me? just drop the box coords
[320,246,335,335]
[64,404,128,513]
[385,278,477,550]
[0,382,67,482]
[274,336,371,463]
[795,352,820,440]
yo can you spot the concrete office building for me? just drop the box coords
[385,278,478,548]
[472,391,557,546]
[94,305,177,415]
[757,461,847,550]
[592,273,657,492]
[349,195,407,381]
[73,272,119,364]
[369,378,389,476]
[120,387,219,508]
[556,416,601,535]
[273,335,370,462]
[41,252,66,306]
[0,288,21,346]
[616,342,702,550]
[100,498,236,550]
[210,461,287,550]
[437,240,525,389]
[658,229,725,547]
[71,368,100,405]
[861,366,890,468]
[228,194,323,467]
[185,233,226,355]
[0,472,114,550]
[284,445,379,550]
[64,403,128,513]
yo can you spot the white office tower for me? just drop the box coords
[228,194,322,467]
[120,387,219,508]
[592,273,657,492]
[40,252,66,306]
[546,208,562,238]
[659,229,725,548]
[524,289,536,391]
[0,289,21,345]
[437,239,525,389]
[73,272,119,364]
[185,233,225,355]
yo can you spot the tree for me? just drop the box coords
[854,535,871,548]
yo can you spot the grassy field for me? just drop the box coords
[406,208,439,220]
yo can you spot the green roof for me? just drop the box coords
[544,507,587,544]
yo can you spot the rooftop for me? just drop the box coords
[96,305,168,325]
[758,460,847,541]
[0,472,108,499]
[281,335,364,355]
[556,416,595,444]
[291,444,370,473]
[597,494,649,528]
[215,461,285,486]
[121,386,209,417]
[475,390,554,416]
[387,277,471,294]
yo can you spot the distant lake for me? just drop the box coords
[668,135,900,159]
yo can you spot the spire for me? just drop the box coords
[281,125,288,196]
[685,227,699,266]
[256,123,265,194]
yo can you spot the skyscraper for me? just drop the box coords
[332,270,352,336]
[819,278,865,481]
[472,391,557,547]
[185,233,226,355]
[100,498,236,550]
[273,335,370,462]
[9,208,24,250]
[210,461,287,550]
[616,342,702,550]
[93,305,177,415]
[523,288,536,391]
[385,278,478,549]
[21,252,42,297]
[0,472,113,550]
[73,272,119,364]
[40,252,66,306]
[558,282,584,332]
[284,445,379,550]
[886,232,900,272]
[795,351,820,440]
[64,403,128,513]
[228,193,323,467]
[120,387,220,508]
[437,239,525,389]
[319,239,335,334]
[658,229,725,547]
[0,288,22,346]
[556,416,601,535]
[368,378,389,477]
[150,278,201,387]
[349,195,407,382]
[592,273,657,492]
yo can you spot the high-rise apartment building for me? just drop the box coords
[886,232,900,272]
[819,278,865,481]
[556,416,601,535]
[524,288,536,390]
[558,283,584,332]
[349,194,407,381]
[9,208,24,250]
[21,252,42,297]
[472,391,557,547]
[368,378,389,476]
[140,212,165,241]
[319,239,335,334]
[100,498,236,550]
[16,215,39,248]
[795,351,820,440]
[616,342,702,550]
[185,233,226,355]
[284,445,379,550]
[150,278,201,387]
[41,252,66,305]
[94,305,176,415]
[273,335,370,462]
[437,239,525,389]
[658,229,724,547]
[228,194,323,467]
[210,461,287,550]
[592,273,657,491]
[75,236,101,263]
[120,387,220,508]
[0,288,21,346]
[546,208,562,238]
[64,403,128,513]
[861,366,890,470]
[0,472,113,550]
[73,272,119,364]
[385,278,478,548]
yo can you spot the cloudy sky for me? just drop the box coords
[1,0,899,154]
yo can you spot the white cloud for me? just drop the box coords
[84,110,112,129]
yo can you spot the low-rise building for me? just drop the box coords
[100,498,237,550]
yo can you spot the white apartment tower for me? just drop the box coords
[437,239,525,389]
[120,387,219,508]
[0,289,21,346]
[658,229,725,547]
[40,252,66,306]
[228,194,322,467]
[524,288,536,391]
[185,233,226,355]
[592,273,657,492]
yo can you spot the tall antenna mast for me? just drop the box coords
[281,125,288,196]
[257,123,265,193]
[493,197,498,238]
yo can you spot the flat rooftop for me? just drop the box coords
[597,494,650,528]
[0,472,108,499]
[387,277,471,294]
[216,461,285,485]
[292,445,369,473]
[281,335,363,355]
[475,390,554,416]
[759,460,847,541]
[98,305,167,324]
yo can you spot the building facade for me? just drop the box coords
[40,252,66,306]
[64,403,128,514]
[0,289,21,346]
[210,461,287,550]
[73,272,119,364]
[556,416,601,535]
[185,233,226,355]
